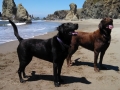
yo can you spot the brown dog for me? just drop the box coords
[66,18,114,72]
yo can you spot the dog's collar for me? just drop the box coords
[57,37,69,51]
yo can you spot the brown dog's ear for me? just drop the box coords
[99,18,106,30]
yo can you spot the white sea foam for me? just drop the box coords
[7,22,26,26]
[0,20,9,21]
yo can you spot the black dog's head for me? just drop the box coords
[57,22,78,44]
[99,18,113,34]
[57,22,78,35]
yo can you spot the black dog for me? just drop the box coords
[9,20,78,87]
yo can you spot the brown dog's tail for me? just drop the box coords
[9,20,23,42]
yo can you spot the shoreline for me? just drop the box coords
[0,31,58,54]
[1,19,119,46]
[0,19,99,45]
[0,19,119,53]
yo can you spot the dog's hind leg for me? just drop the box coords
[18,55,32,83]
[18,62,26,83]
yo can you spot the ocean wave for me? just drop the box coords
[32,20,42,22]
[0,21,60,45]
[7,22,26,26]
[33,28,46,32]
[0,20,9,21]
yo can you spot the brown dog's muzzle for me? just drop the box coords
[106,25,114,30]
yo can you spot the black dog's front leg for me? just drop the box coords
[53,57,64,87]
[53,60,64,87]
[58,60,64,83]
[52,48,61,87]
[53,62,60,87]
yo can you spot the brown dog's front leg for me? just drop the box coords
[94,50,100,72]
[66,45,78,67]
[66,55,72,67]
[66,47,74,67]
[99,51,107,70]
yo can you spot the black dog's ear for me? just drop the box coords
[57,24,64,32]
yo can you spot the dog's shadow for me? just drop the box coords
[26,71,91,85]
[72,58,119,71]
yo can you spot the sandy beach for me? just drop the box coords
[0,19,120,90]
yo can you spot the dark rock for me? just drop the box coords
[45,10,68,20]
[79,0,120,19]
[2,0,17,20]
[65,3,79,20]
[16,4,32,23]
[1,0,32,23]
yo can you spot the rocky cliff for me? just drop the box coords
[2,0,16,20]
[45,3,79,20]
[2,0,32,23]
[16,4,31,23]
[45,0,120,19]
[80,0,120,19]
[45,10,69,20]
[65,3,79,20]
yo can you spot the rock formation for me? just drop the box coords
[65,3,79,20]
[2,0,17,20]
[16,4,31,23]
[44,0,120,19]
[45,3,79,20]
[45,10,68,20]
[2,0,32,23]
[80,0,120,19]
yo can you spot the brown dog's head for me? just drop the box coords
[99,18,113,34]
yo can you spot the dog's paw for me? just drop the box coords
[20,79,26,83]
[54,82,60,87]
[94,68,100,72]
[67,62,74,67]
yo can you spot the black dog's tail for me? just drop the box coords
[9,20,23,42]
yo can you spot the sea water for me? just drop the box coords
[0,20,61,45]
